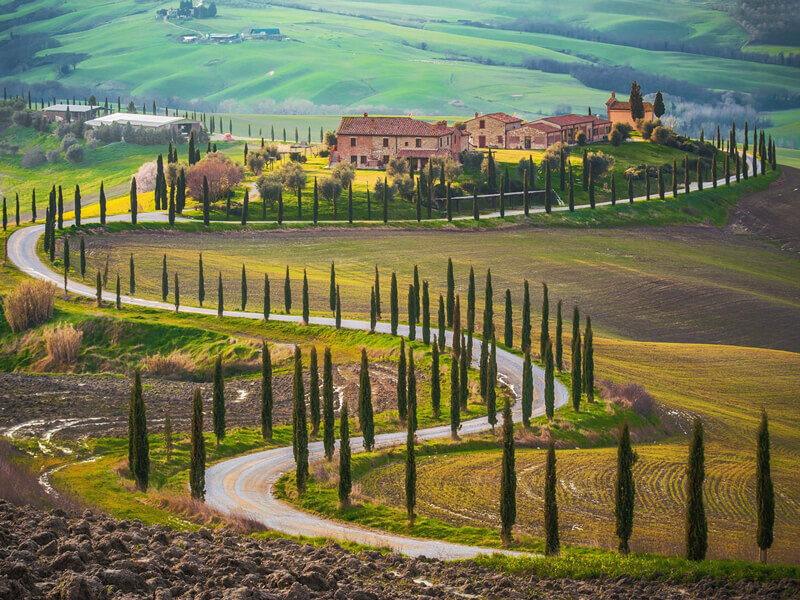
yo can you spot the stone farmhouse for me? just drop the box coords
[605,91,654,126]
[331,114,470,169]
[463,112,523,149]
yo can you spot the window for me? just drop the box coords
[404,141,409,147]
[350,156,357,164]
[497,136,503,144]
[382,155,389,164]
[524,137,531,150]
[415,138,421,148]
[479,120,485,129]
[360,155,367,164]
[350,137,356,147]
[382,138,389,148]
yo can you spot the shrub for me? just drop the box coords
[142,350,196,377]
[256,171,282,205]
[11,110,32,127]
[44,324,83,366]
[373,178,396,202]
[598,380,656,417]
[86,138,99,151]
[636,118,661,141]
[651,125,675,145]
[246,151,265,175]
[2,280,56,332]
[186,152,245,202]
[430,156,461,183]
[460,150,483,171]
[575,131,587,146]
[20,149,46,168]
[318,149,330,158]
[319,176,342,203]
[394,174,414,199]
[46,150,60,164]
[609,122,632,146]
[324,130,337,148]
[279,160,307,191]
[60,134,78,152]
[542,142,569,169]
[386,155,409,178]
[331,161,356,188]
[65,144,84,163]
[586,152,615,177]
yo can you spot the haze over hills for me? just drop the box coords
[1,0,799,143]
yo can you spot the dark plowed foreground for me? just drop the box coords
[0,502,796,600]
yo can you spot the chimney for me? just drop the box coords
[475,112,479,118]
[611,91,616,100]
[363,112,368,117]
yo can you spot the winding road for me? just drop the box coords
[6,155,752,558]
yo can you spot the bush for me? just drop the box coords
[60,134,78,152]
[393,174,414,199]
[331,161,356,188]
[386,155,409,178]
[256,171,282,205]
[65,144,85,163]
[542,142,569,169]
[586,152,615,177]
[636,118,661,141]
[373,178,396,202]
[279,160,307,191]
[44,324,83,366]
[460,150,484,171]
[246,151,265,175]
[609,122,632,147]
[598,380,655,417]
[575,131,587,146]
[186,152,245,202]
[2,280,56,332]
[650,125,674,145]
[324,130,337,148]
[46,150,60,164]
[142,350,196,378]
[11,110,32,127]
[319,176,342,203]
[20,149,46,168]
[318,149,330,158]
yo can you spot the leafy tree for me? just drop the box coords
[323,347,335,460]
[500,399,516,546]
[358,348,374,451]
[309,346,320,436]
[615,421,636,555]
[292,346,309,494]
[431,339,441,418]
[756,410,774,563]
[686,419,707,561]
[189,388,205,499]
[338,401,351,507]
[544,441,559,556]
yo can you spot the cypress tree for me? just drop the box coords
[212,356,226,446]
[450,343,460,439]
[504,288,513,348]
[407,348,418,433]
[615,421,636,555]
[520,280,531,353]
[129,253,134,293]
[571,306,582,411]
[438,295,446,352]
[190,388,205,499]
[383,177,388,223]
[582,316,594,402]
[113,273,121,309]
[198,254,205,306]
[374,265,381,318]
[329,262,336,313]
[99,181,106,225]
[611,174,616,205]
[431,338,441,418]
[540,283,549,359]
[568,163,575,211]
[658,166,664,199]
[673,159,678,197]
[292,346,309,494]
[522,349,533,427]
[2,196,6,231]
[686,419,707,561]
[644,166,650,201]
[158,254,167,301]
[627,172,634,203]
[131,370,149,491]
[447,183,453,221]
[277,188,283,224]
[313,177,318,224]
[174,272,180,312]
[756,410,774,564]
[323,347,335,460]
[128,372,139,471]
[407,284,417,341]
[467,266,476,335]
[413,264,420,316]
[486,334,497,432]
[263,273,270,320]
[370,286,377,332]
[96,271,102,307]
[241,188,249,225]
[284,266,291,313]
[459,332,469,410]
[473,186,480,220]
[335,285,341,329]
[130,178,138,224]
[217,273,223,317]
[446,257,455,327]
[555,300,564,371]
[308,346,320,436]
[452,295,462,358]
[261,341,273,440]
[711,154,717,188]
[398,338,407,422]
[544,440,559,556]
[588,165,595,208]
[302,268,309,325]
[422,280,430,345]
[725,153,731,186]
[684,155,690,194]
[30,189,35,223]
[406,370,417,525]
[544,339,554,420]
[163,415,172,463]
[15,193,19,226]
[545,166,552,213]
[74,185,81,227]
[500,399,516,546]
[697,158,703,191]
[338,401,351,507]
[168,182,176,225]
[390,271,399,335]
[358,348,374,451]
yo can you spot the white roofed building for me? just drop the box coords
[84,112,202,137]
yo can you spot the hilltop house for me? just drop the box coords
[463,112,523,148]
[84,113,201,137]
[250,28,283,40]
[330,114,470,170]
[605,91,654,126]
[43,104,104,123]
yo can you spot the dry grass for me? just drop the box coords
[598,380,656,417]
[141,350,197,378]
[2,279,55,332]
[44,323,83,367]
[151,493,267,534]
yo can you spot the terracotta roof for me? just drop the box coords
[535,114,597,127]
[466,112,522,124]
[337,116,451,137]
[606,99,654,111]
[397,148,451,158]
[517,120,560,133]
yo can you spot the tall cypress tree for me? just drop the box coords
[555,300,563,371]
[261,341,273,440]
[217,272,224,317]
[263,273,270,320]
[127,371,140,472]
[309,346,320,436]
[521,280,531,353]
[292,346,309,494]
[161,254,168,301]
[130,178,138,225]
[212,355,226,445]
[128,253,134,293]
[374,265,381,318]
[302,268,310,325]
[500,399,516,546]
[163,415,172,462]
[284,266,291,314]
[431,338,441,419]
[438,295,446,352]
[544,440,559,556]
[685,419,707,561]
[96,271,102,307]
[202,176,210,226]
[405,388,416,525]
[240,264,248,310]
[78,238,86,279]
[335,285,341,329]
[487,334,497,432]
[74,185,81,227]
[338,401,351,507]
[450,341,460,439]
[571,306,582,411]
[329,262,336,313]
[370,286,377,332]
[459,332,469,411]
[407,348,417,433]
[358,348,374,451]
[446,257,455,327]
[522,349,533,427]
[413,264,420,316]
[393,338,406,423]
[198,254,205,306]
[323,347,335,460]
[389,271,400,335]
[422,280,430,345]
[504,289,513,348]
[615,420,636,555]
[408,284,417,341]
[756,410,774,564]
[540,283,550,359]
[174,272,180,312]
[582,316,594,402]
[99,181,106,225]
[544,339,555,420]
[130,370,149,491]
[190,388,206,499]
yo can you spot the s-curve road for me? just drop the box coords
[7,214,569,559]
